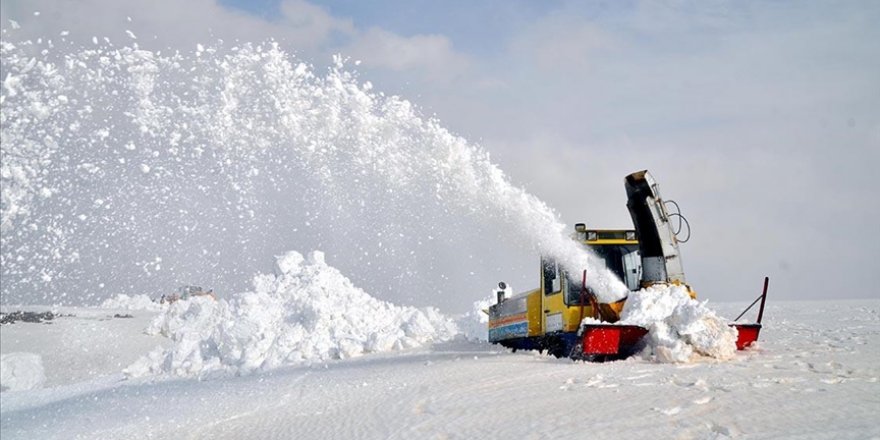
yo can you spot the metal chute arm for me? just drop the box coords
[625,170,686,285]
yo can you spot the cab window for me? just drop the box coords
[542,259,561,294]
[565,270,587,305]
[590,244,642,291]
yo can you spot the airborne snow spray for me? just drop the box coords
[1,36,626,308]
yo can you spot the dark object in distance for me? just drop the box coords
[0,311,57,325]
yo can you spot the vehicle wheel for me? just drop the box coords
[547,338,568,359]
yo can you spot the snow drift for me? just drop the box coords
[455,295,495,342]
[617,284,738,363]
[126,251,458,378]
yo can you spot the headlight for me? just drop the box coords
[587,231,598,241]
[625,231,636,241]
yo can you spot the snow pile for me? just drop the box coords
[455,295,495,342]
[0,352,46,392]
[126,251,458,378]
[100,294,162,311]
[618,284,738,363]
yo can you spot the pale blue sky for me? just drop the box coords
[220,0,560,54]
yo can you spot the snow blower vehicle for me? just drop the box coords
[487,170,768,360]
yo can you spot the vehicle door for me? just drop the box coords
[541,258,564,334]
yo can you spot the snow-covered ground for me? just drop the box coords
[1,299,877,439]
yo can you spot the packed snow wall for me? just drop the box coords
[1,32,627,309]
[126,250,459,378]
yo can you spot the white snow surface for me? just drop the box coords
[125,251,458,378]
[617,284,738,363]
[0,353,45,392]
[1,300,878,439]
[99,294,162,311]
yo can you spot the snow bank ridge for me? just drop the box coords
[126,251,458,378]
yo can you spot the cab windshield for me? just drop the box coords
[564,244,642,305]
[591,244,641,291]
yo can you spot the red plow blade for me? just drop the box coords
[580,324,648,357]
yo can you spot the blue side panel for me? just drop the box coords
[488,322,528,342]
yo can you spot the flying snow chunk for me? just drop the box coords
[274,250,304,276]
[140,164,151,174]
